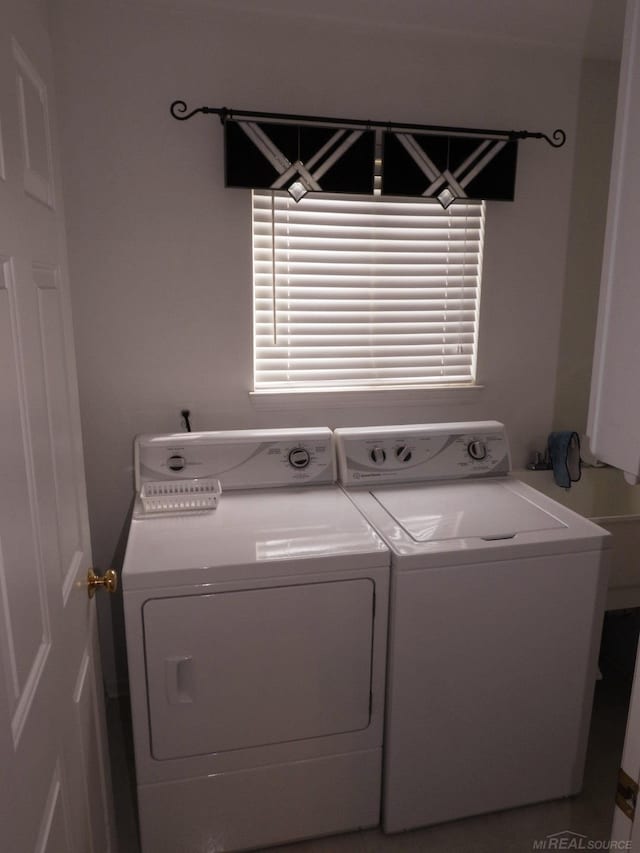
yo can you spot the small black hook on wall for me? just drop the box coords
[181,409,192,432]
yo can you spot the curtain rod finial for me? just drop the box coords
[170,100,223,121]
[511,128,566,148]
[170,100,191,120]
[549,128,566,148]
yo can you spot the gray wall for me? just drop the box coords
[50,0,614,692]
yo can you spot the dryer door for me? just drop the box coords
[143,579,374,760]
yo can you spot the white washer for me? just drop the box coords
[122,427,389,853]
[334,421,611,833]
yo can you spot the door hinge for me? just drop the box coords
[616,767,638,821]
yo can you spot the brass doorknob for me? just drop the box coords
[87,568,118,599]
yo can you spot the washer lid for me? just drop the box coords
[371,480,567,542]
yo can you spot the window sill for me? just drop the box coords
[249,384,485,410]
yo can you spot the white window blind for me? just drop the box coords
[252,191,485,391]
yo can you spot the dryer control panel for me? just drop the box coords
[135,427,336,491]
[335,421,511,486]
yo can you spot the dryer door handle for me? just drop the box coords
[165,655,194,704]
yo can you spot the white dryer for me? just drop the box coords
[334,421,611,833]
[122,427,389,853]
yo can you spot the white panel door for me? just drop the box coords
[0,2,115,851]
[588,0,640,482]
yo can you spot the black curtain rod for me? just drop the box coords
[170,100,566,148]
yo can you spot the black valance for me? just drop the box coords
[225,120,376,197]
[382,131,518,204]
[171,101,564,207]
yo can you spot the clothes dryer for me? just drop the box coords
[123,428,389,853]
[335,421,610,833]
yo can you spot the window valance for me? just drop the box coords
[171,101,565,208]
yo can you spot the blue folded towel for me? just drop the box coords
[547,431,581,488]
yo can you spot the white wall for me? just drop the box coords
[51,0,592,691]
[554,58,619,434]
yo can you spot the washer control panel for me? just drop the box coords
[335,421,511,486]
[135,428,335,491]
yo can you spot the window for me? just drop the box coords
[252,191,485,392]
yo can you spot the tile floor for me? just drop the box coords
[107,668,631,853]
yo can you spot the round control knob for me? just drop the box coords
[395,445,413,463]
[370,447,387,465]
[288,447,311,469]
[167,454,186,471]
[467,440,487,461]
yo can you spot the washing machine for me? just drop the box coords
[334,421,611,833]
[122,427,389,853]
